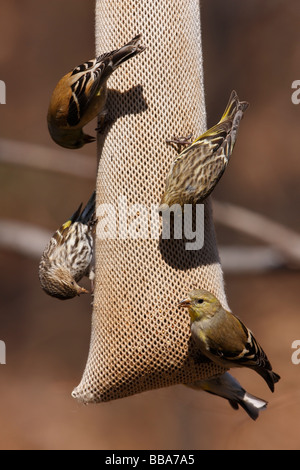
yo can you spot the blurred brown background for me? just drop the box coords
[0,0,300,450]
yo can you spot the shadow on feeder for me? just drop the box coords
[185,335,213,367]
[96,84,148,158]
[158,206,220,270]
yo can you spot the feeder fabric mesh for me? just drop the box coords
[72,0,228,404]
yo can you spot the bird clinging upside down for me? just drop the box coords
[159,90,249,211]
[47,34,145,149]
[39,191,96,300]
[187,371,268,421]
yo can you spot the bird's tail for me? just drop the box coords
[78,190,96,225]
[229,392,268,421]
[256,368,281,393]
[62,204,83,230]
[111,34,145,69]
[187,372,268,421]
[192,90,248,150]
[97,34,145,74]
[220,90,249,122]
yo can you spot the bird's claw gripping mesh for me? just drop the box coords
[72,0,228,404]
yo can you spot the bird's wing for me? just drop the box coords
[67,59,107,127]
[203,312,249,360]
[207,313,272,370]
[51,203,82,246]
[172,120,231,167]
[78,191,96,225]
[165,137,228,203]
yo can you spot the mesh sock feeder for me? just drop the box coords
[72,0,228,404]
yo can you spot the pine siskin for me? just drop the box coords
[179,289,280,392]
[47,34,145,149]
[39,191,96,300]
[159,90,249,211]
[186,371,268,421]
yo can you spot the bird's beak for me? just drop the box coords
[178,298,191,308]
[78,287,89,296]
[84,134,96,144]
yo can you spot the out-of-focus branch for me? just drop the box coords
[213,201,300,266]
[1,140,300,270]
[0,220,51,259]
[0,138,96,179]
[0,219,288,273]
[219,246,285,273]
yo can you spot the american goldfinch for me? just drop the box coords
[179,289,280,392]
[186,371,268,421]
[47,34,145,149]
[39,191,96,300]
[159,90,249,211]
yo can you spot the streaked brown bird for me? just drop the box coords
[179,289,280,392]
[159,90,249,211]
[47,34,145,149]
[39,191,96,300]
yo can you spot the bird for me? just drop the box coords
[47,34,145,149]
[179,289,280,392]
[159,90,249,211]
[39,191,96,300]
[186,371,268,421]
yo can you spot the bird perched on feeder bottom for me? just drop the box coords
[47,34,145,149]
[186,371,268,421]
[39,191,96,300]
[179,289,280,392]
[159,90,249,212]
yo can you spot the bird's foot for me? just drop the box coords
[166,133,193,153]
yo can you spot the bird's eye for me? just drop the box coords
[196,299,204,304]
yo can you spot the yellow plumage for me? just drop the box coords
[179,289,280,392]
